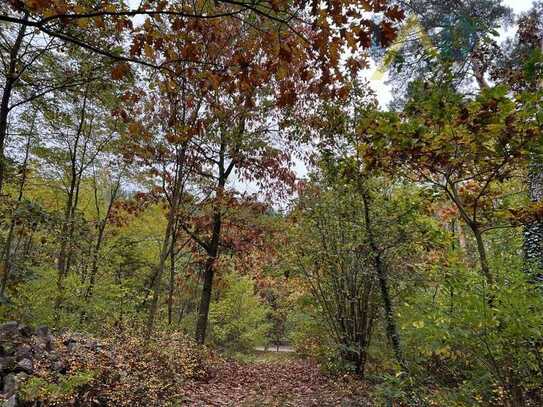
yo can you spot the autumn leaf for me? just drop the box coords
[111,63,130,80]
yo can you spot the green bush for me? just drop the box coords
[209,273,271,351]
[396,254,543,406]
[20,370,97,404]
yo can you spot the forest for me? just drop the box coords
[0,0,542,405]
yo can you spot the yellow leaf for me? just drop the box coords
[76,18,89,28]
[412,320,425,329]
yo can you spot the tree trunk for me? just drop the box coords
[195,254,216,344]
[0,124,32,295]
[80,177,120,322]
[145,147,186,338]
[192,126,240,344]
[524,158,543,277]
[471,224,494,286]
[195,211,220,345]
[167,231,177,325]
[446,181,494,286]
[54,88,89,320]
[54,179,77,320]
[0,14,28,193]
[361,187,407,371]
[145,193,178,338]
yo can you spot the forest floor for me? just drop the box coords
[254,345,295,352]
[181,350,374,406]
[0,325,376,406]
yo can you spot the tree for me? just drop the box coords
[3,0,403,77]
[30,59,122,320]
[291,178,378,375]
[489,3,543,272]
[382,0,510,101]
[80,163,124,317]
[122,11,345,342]
[362,81,542,286]
[0,108,36,296]
[285,83,438,376]
[0,4,101,193]
[0,0,404,181]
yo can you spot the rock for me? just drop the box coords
[15,358,32,374]
[15,344,31,361]
[3,373,16,397]
[30,342,45,356]
[15,372,28,382]
[48,351,59,362]
[52,360,66,373]
[45,335,54,352]
[0,343,15,357]
[64,338,78,352]
[36,334,53,352]
[0,322,18,338]
[17,325,33,338]
[3,373,27,403]
[35,326,49,338]
[86,340,98,352]
[3,394,16,407]
[0,357,16,373]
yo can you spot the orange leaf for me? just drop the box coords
[111,63,130,80]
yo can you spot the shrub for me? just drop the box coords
[396,258,543,406]
[20,370,97,404]
[19,330,218,406]
[209,273,271,351]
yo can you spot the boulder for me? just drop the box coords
[30,342,45,357]
[3,394,16,407]
[35,334,53,352]
[2,372,27,402]
[48,351,59,362]
[14,359,32,374]
[0,323,18,338]
[3,373,16,397]
[44,335,54,352]
[14,345,31,361]
[14,373,28,383]
[35,326,49,338]
[0,357,16,373]
[52,360,66,373]
[64,338,78,352]
[0,344,14,358]
[17,325,33,338]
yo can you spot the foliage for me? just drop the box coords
[398,257,543,405]
[20,330,217,406]
[20,370,97,404]
[2,1,543,405]
[209,273,271,351]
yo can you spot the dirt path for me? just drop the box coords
[180,355,373,406]
[254,345,295,353]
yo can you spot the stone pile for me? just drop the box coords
[0,321,100,407]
